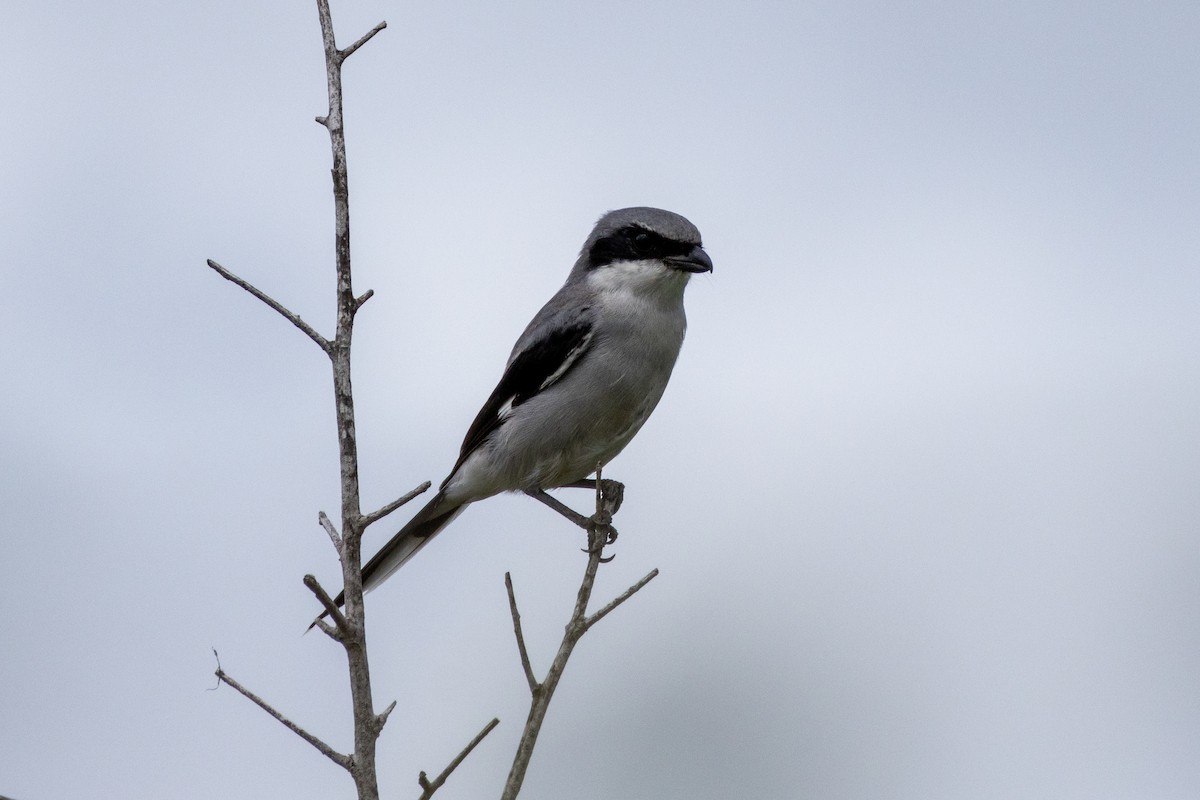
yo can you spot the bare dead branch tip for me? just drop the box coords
[341,20,387,60]
[311,616,339,640]
[304,574,347,636]
[418,717,501,800]
[318,510,343,550]
[354,288,375,310]
[585,568,660,631]
[505,572,539,694]
[206,259,331,353]
[361,480,432,529]
[212,650,350,769]
[375,699,397,734]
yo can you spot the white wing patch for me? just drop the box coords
[538,330,593,391]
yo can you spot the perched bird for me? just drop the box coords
[336,207,711,612]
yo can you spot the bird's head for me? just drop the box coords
[571,207,713,296]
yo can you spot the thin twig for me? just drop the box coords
[341,20,387,60]
[206,259,330,353]
[505,572,539,694]
[319,510,343,551]
[354,288,374,310]
[360,480,432,529]
[585,568,659,631]
[212,649,350,770]
[418,717,501,800]
[304,574,347,634]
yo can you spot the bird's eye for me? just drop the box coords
[631,231,651,253]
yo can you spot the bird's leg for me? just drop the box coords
[525,489,592,530]
[524,486,620,558]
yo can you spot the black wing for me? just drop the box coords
[446,317,594,481]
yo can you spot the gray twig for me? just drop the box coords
[585,568,659,631]
[418,717,501,800]
[304,574,347,636]
[206,259,330,353]
[361,480,432,529]
[212,649,350,769]
[505,573,539,694]
[319,510,343,551]
[341,20,387,60]
[375,699,397,734]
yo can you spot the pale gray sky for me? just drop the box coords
[3,2,1198,799]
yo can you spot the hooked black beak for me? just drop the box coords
[664,245,713,274]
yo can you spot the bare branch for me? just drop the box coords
[354,288,375,310]
[505,572,538,694]
[318,510,343,551]
[206,259,330,353]
[502,467,658,799]
[375,699,397,734]
[585,568,660,631]
[212,3,405,799]
[418,717,501,800]
[341,20,387,60]
[361,480,432,529]
[212,650,350,770]
[304,574,347,634]
[311,616,340,640]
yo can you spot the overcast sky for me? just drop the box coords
[3,2,1198,799]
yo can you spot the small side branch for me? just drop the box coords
[303,574,347,637]
[319,510,343,551]
[417,717,500,800]
[212,649,350,770]
[341,20,387,60]
[585,568,659,632]
[505,572,538,694]
[375,699,397,734]
[361,480,432,529]
[206,259,331,353]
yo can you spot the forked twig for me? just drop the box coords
[500,468,659,799]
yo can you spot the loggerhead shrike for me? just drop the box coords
[345,207,711,605]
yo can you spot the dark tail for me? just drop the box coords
[308,492,468,630]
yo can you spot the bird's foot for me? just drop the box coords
[582,519,618,562]
[526,481,622,562]
[561,477,625,516]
